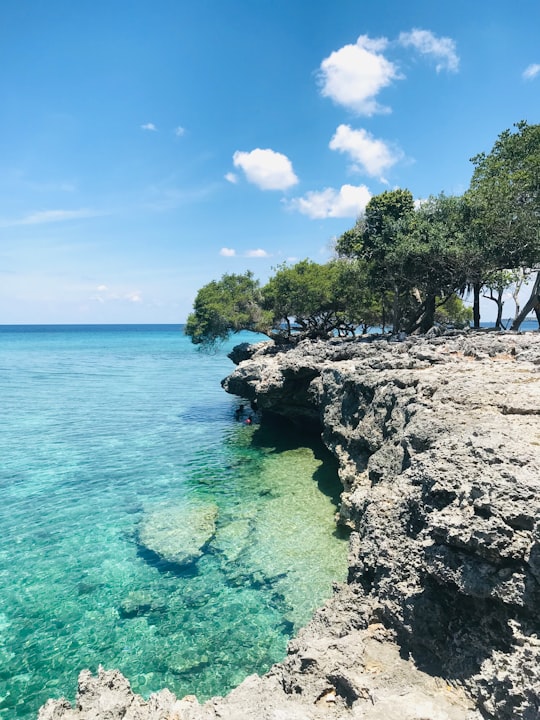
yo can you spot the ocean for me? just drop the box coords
[0,325,348,720]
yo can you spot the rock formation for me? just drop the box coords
[39,330,540,720]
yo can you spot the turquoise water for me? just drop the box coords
[0,325,348,719]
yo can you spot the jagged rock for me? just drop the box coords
[39,331,540,720]
[137,501,218,568]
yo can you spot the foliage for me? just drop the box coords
[185,260,383,347]
[185,272,272,347]
[187,122,540,342]
[467,122,540,329]
[468,121,540,270]
[336,191,471,332]
[262,259,382,339]
[434,294,473,327]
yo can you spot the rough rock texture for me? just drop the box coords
[39,330,540,720]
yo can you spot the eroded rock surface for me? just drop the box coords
[39,330,540,720]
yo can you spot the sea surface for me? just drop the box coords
[0,325,349,720]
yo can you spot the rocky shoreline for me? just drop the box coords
[39,330,540,719]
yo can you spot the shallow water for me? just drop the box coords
[0,325,348,719]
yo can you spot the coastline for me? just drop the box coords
[39,330,540,719]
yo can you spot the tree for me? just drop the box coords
[185,260,384,348]
[263,259,382,339]
[185,271,272,347]
[392,194,470,332]
[482,269,523,330]
[468,121,540,330]
[336,191,471,333]
[336,189,416,331]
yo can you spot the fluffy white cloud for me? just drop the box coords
[329,125,402,181]
[232,148,299,190]
[523,63,540,80]
[318,35,400,115]
[399,29,459,72]
[224,172,238,184]
[126,292,142,303]
[96,284,108,292]
[286,184,372,219]
[245,249,270,258]
[220,247,236,256]
[174,126,185,136]
[141,123,157,131]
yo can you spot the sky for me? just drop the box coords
[1,0,539,324]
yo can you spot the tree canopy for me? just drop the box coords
[185,259,384,347]
[186,121,540,346]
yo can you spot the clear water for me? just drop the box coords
[0,325,348,719]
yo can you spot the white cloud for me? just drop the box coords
[286,184,372,219]
[245,249,270,258]
[91,286,142,304]
[220,247,236,256]
[318,34,400,115]
[141,122,157,131]
[329,124,402,181]
[224,172,238,184]
[523,63,540,80]
[399,29,459,72]
[3,209,98,227]
[174,126,185,136]
[232,148,299,190]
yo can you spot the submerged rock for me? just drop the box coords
[118,590,167,619]
[137,501,218,569]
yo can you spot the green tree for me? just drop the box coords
[185,260,383,348]
[467,121,540,329]
[337,191,470,333]
[185,271,272,347]
[263,259,381,339]
[392,194,470,332]
[336,189,416,331]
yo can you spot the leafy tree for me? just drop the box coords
[482,269,523,329]
[337,191,470,333]
[185,260,383,348]
[185,271,271,347]
[336,189,416,331]
[262,260,339,339]
[467,121,540,329]
[392,194,470,332]
[434,294,473,327]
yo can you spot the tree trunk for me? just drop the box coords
[495,293,504,330]
[511,271,540,330]
[392,282,401,333]
[473,282,481,328]
[419,294,436,333]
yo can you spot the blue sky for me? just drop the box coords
[1,0,539,323]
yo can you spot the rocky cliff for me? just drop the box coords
[39,330,540,720]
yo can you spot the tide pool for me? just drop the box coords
[0,325,348,719]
